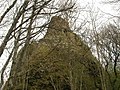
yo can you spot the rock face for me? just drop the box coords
[3,16,102,90]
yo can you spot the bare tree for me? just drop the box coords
[0,0,75,88]
[93,23,120,90]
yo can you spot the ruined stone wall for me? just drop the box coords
[3,16,104,90]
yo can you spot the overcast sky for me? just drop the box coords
[0,0,118,69]
[0,0,119,81]
[78,0,117,14]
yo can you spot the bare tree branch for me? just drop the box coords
[0,0,17,23]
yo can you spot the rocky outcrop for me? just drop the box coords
[3,16,102,90]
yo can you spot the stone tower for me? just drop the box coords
[3,16,102,90]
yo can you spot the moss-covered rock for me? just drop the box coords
[3,16,103,90]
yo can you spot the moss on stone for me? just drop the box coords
[3,16,103,90]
